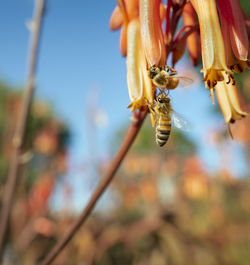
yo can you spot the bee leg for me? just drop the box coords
[165,65,178,75]
[165,65,171,72]
[146,99,155,113]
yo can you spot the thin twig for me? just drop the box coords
[38,111,147,265]
[0,0,46,259]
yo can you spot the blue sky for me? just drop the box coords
[0,0,248,212]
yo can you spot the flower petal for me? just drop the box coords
[191,0,227,70]
[217,0,248,61]
[127,19,143,110]
[141,55,154,104]
[182,2,201,66]
[227,82,248,121]
[160,2,166,22]
[126,0,139,21]
[109,6,123,31]
[120,23,128,57]
[215,71,247,123]
[216,81,233,123]
[140,0,166,66]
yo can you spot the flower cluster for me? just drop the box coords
[110,0,249,124]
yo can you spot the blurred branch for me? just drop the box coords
[0,0,46,258]
[38,111,147,265]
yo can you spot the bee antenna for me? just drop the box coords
[147,61,153,70]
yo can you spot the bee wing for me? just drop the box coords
[176,76,193,87]
[171,111,191,131]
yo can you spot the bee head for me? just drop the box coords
[157,95,170,104]
[149,66,160,79]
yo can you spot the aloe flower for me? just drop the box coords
[216,72,247,124]
[109,0,139,56]
[182,2,201,66]
[217,0,249,73]
[110,0,248,125]
[190,0,230,92]
[109,6,123,31]
[127,19,153,111]
[139,0,166,67]
[190,0,248,124]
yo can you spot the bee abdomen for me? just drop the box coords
[156,125,171,147]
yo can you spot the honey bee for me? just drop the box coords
[149,65,193,90]
[147,92,190,147]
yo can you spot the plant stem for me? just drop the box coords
[38,111,147,265]
[0,0,46,259]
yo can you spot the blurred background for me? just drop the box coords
[0,0,249,264]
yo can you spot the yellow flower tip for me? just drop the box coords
[203,69,236,95]
[202,69,224,89]
[127,99,147,112]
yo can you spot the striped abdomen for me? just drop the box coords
[156,115,171,147]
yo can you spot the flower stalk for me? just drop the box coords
[38,111,147,265]
[0,0,47,256]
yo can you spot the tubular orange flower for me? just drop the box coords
[127,19,143,110]
[117,0,129,57]
[126,0,139,20]
[127,19,153,111]
[110,0,140,57]
[110,0,248,128]
[140,0,166,67]
[190,0,231,94]
[171,23,199,67]
[215,72,247,124]
[120,22,128,57]
[109,6,123,31]
[182,2,201,66]
[217,0,249,73]
[159,2,166,22]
